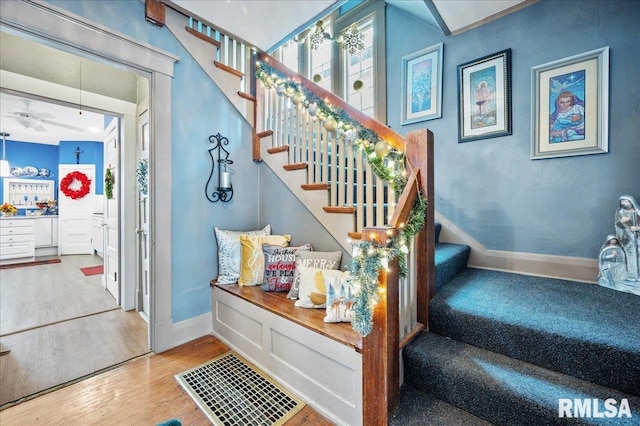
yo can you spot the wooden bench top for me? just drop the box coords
[211,280,362,352]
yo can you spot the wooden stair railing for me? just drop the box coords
[361,129,434,425]
[252,52,435,425]
[156,5,437,421]
[252,53,435,320]
[254,52,404,239]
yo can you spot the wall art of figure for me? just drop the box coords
[548,70,585,143]
[470,67,496,129]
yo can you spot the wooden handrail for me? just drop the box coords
[361,227,400,426]
[258,53,406,151]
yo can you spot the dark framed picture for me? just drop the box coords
[457,49,512,142]
[401,43,443,125]
[531,47,609,159]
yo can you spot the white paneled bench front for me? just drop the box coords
[211,282,363,426]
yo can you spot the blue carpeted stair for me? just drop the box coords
[392,224,640,425]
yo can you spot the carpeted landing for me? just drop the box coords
[393,226,640,425]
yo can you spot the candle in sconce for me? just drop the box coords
[220,171,231,189]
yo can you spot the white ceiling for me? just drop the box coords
[170,0,337,51]
[169,0,531,51]
[0,92,105,145]
[0,0,530,145]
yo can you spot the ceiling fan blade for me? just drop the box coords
[14,116,39,129]
[30,111,56,120]
[40,119,85,132]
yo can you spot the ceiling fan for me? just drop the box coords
[5,98,85,132]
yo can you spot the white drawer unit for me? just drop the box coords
[0,218,35,262]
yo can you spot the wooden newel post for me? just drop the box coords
[361,227,400,425]
[405,129,435,328]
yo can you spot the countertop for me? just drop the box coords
[0,215,59,220]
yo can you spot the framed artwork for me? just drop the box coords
[401,43,443,125]
[531,47,609,159]
[457,49,512,142]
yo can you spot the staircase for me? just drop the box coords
[392,226,640,425]
[155,5,640,424]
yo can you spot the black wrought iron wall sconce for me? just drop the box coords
[205,133,233,203]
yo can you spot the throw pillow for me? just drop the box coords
[238,234,291,286]
[261,243,313,292]
[286,251,342,299]
[294,266,349,309]
[214,225,271,284]
[324,272,355,323]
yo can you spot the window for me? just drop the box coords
[310,20,333,90]
[271,1,385,122]
[344,19,374,116]
[279,41,299,73]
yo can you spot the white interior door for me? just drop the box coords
[137,110,150,318]
[104,119,120,302]
[58,164,95,255]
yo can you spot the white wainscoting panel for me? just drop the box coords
[212,287,363,426]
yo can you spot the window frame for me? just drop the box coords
[271,1,386,122]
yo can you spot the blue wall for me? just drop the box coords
[387,0,640,259]
[0,140,104,208]
[0,140,59,210]
[41,0,640,328]
[59,141,104,194]
[46,0,260,323]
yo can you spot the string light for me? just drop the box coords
[256,60,428,337]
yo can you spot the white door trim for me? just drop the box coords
[1,0,178,352]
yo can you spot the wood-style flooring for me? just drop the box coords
[0,335,333,426]
[0,254,149,408]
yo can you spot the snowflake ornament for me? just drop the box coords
[340,25,365,56]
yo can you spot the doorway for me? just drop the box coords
[1,0,177,353]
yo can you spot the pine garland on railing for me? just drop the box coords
[256,60,429,336]
[346,192,427,336]
[256,61,406,195]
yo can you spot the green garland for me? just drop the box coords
[105,168,114,200]
[346,192,427,336]
[257,61,429,336]
[257,61,407,193]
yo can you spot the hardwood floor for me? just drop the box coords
[0,335,334,426]
[0,254,149,408]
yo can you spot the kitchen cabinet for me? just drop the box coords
[92,214,104,257]
[0,218,35,262]
[34,216,58,248]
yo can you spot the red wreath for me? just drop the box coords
[60,171,92,200]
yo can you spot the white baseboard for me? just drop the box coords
[435,211,599,284]
[172,312,213,348]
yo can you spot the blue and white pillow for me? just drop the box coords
[214,224,271,284]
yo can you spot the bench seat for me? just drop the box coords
[210,281,363,426]
[213,282,362,351]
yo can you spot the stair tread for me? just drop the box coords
[404,332,640,425]
[430,268,640,396]
[391,383,493,426]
